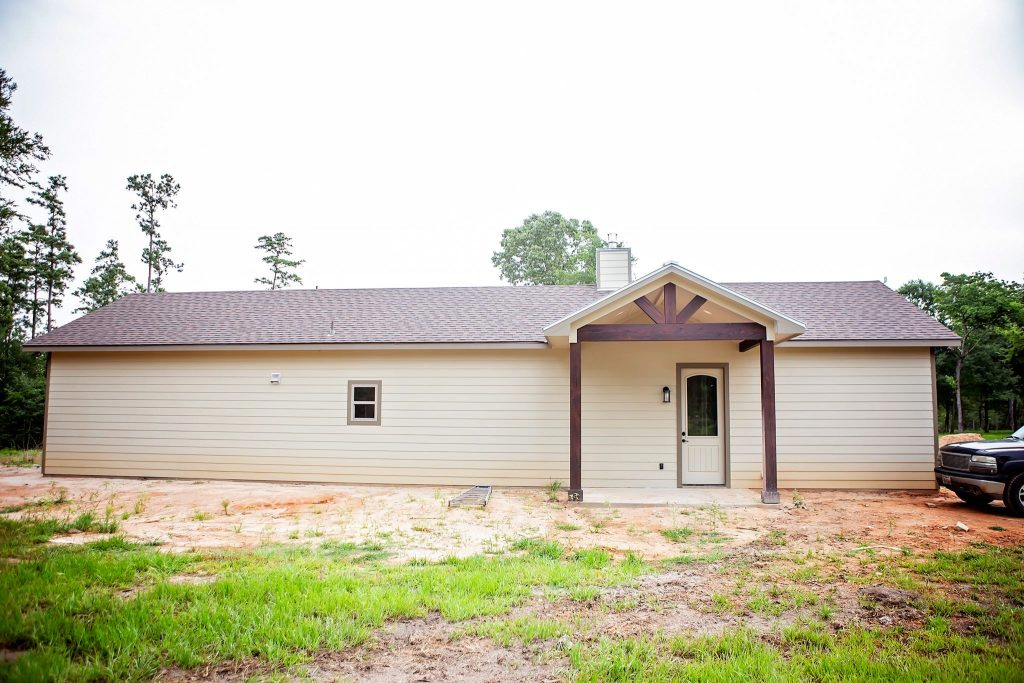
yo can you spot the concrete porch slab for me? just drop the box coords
[576,487,769,508]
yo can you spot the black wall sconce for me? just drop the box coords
[662,386,671,403]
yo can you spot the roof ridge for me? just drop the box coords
[126,284,600,296]
[725,280,886,285]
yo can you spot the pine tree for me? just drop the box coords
[0,69,51,447]
[24,176,80,335]
[19,222,46,338]
[126,173,182,292]
[254,232,304,290]
[0,69,50,344]
[74,240,137,313]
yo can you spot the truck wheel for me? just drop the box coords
[1004,474,1024,517]
[955,490,992,507]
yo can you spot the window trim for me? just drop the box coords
[347,380,382,426]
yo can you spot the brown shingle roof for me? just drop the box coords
[724,281,959,343]
[24,280,958,349]
[25,286,602,347]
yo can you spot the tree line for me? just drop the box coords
[898,274,1023,434]
[0,69,305,447]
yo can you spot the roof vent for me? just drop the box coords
[596,247,632,292]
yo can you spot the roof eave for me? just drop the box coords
[780,338,962,348]
[23,341,552,353]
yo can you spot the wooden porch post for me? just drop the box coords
[569,341,583,501]
[759,340,780,504]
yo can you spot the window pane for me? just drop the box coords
[354,403,376,420]
[353,386,376,402]
[686,375,718,437]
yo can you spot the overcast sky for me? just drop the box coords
[1,0,1022,320]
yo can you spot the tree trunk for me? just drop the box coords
[954,354,964,433]
[30,278,38,339]
[146,231,153,293]
[145,206,155,293]
[46,242,54,332]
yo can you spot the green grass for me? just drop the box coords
[571,615,1022,682]
[3,513,1022,682]
[662,548,726,566]
[0,448,39,467]
[940,431,1014,441]
[458,616,569,646]
[568,545,1024,682]
[0,520,646,681]
[660,526,694,543]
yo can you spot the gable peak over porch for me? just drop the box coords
[545,262,808,343]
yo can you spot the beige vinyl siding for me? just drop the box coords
[775,346,937,489]
[43,344,939,491]
[44,349,571,486]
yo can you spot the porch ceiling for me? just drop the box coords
[589,286,753,327]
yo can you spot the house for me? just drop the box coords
[23,250,960,502]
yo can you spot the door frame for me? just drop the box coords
[676,362,731,488]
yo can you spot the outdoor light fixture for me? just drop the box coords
[662,386,671,403]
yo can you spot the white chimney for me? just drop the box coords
[596,247,632,291]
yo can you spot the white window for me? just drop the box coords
[347,380,382,426]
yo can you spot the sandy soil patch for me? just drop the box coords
[1,468,1022,561]
[939,433,984,447]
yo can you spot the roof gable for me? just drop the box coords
[543,263,807,342]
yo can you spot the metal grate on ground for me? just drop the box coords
[448,485,492,508]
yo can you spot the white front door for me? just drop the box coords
[680,368,726,486]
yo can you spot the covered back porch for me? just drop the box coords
[544,264,807,504]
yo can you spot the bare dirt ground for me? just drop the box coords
[2,466,1021,560]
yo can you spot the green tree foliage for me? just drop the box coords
[254,232,304,290]
[0,70,56,448]
[74,240,137,313]
[23,176,80,335]
[0,69,49,192]
[900,273,1024,432]
[126,173,182,292]
[491,211,623,285]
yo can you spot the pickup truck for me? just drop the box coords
[935,426,1024,516]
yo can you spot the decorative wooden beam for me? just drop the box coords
[676,295,707,324]
[663,283,678,323]
[633,296,664,324]
[759,340,779,504]
[738,339,760,353]
[568,342,582,501]
[578,322,766,342]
